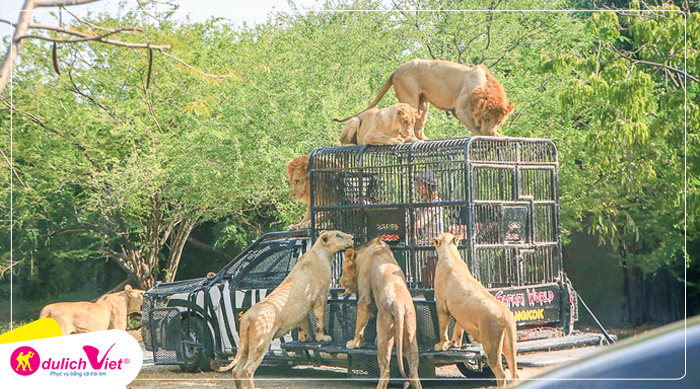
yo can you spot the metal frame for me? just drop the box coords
[148,307,187,365]
[308,136,562,290]
[141,136,598,373]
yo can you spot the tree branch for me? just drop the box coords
[104,249,134,275]
[0,19,16,28]
[18,27,141,43]
[91,279,130,302]
[482,23,544,68]
[66,68,124,124]
[0,147,28,188]
[35,0,101,7]
[0,0,36,95]
[0,95,105,171]
[605,42,698,83]
[17,25,170,49]
[49,225,99,237]
[159,51,242,79]
[59,7,129,33]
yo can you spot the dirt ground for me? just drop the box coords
[128,363,549,389]
[126,329,554,388]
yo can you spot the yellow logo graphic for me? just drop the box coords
[0,318,63,344]
[513,309,545,321]
[15,351,35,372]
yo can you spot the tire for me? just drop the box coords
[179,317,214,372]
[456,361,496,382]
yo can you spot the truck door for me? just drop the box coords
[215,239,307,353]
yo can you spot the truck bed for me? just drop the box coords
[280,331,611,367]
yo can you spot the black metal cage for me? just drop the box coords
[309,136,562,290]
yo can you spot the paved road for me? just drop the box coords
[129,365,544,388]
[131,342,550,388]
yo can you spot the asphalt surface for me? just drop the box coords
[129,343,548,388]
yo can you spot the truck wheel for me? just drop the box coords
[456,362,496,382]
[179,317,214,372]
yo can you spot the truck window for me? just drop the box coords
[228,242,300,289]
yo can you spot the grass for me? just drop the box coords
[1,287,102,322]
[0,320,31,335]
[0,287,144,335]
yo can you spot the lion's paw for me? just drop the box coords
[434,341,449,352]
[298,331,311,342]
[316,334,332,343]
[448,339,462,348]
[346,338,364,349]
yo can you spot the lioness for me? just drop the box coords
[211,230,354,389]
[286,155,311,230]
[340,238,422,389]
[39,285,145,335]
[431,232,518,386]
[335,59,514,137]
[339,103,420,146]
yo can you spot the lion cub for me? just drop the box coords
[431,232,518,386]
[212,230,354,389]
[339,103,420,146]
[340,238,422,389]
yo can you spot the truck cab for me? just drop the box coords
[142,136,610,377]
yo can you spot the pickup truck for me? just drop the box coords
[142,136,611,378]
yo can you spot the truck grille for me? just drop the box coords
[147,307,186,365]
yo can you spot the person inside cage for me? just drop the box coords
[412,170,445,242]
[408,170,446,287]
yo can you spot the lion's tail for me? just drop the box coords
[333,72,395,123]
[503,315,519,381]
[210,316,249,372]
[393,303,407,379]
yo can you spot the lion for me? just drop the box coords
[340,238,422,389]
[340,103,420,146]
[286,155,311,230]
[211,230,355,389]
[335,59,514,137]
[39,285,145,335]
[430,232,518,386]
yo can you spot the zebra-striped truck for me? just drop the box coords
[142,137,613,378]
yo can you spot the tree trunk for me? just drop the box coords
[0,0,36,95]
[620,256,633,326]
[163,218,197,283]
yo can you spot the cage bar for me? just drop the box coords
[309,136,561,290]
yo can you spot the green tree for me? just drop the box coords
[2,0,694,307]
[541,2,698,283]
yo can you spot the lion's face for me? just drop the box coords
[286,155,310,203]
[396,105,418,138]
[469,66,514,136]
[339,249,358,297]
[124,285,145,314]
[474,103,514,136]
[430,232,464,249]
[319,230,355,254]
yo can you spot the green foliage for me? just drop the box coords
[543,4,697,278]
[0,1,695,302]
